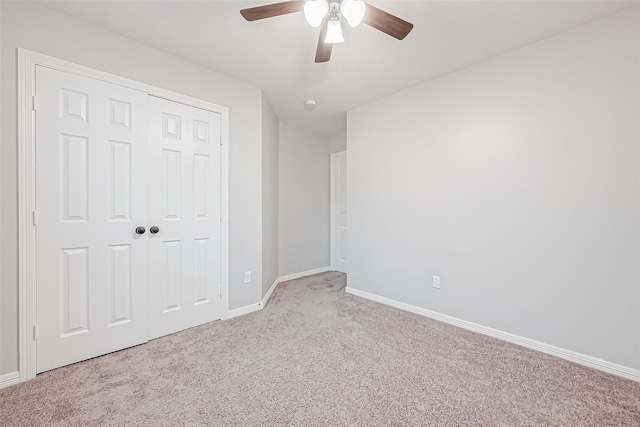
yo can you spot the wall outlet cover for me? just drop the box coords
[433,275,441,289]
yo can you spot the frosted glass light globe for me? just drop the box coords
[340,0,366,27]
[304,0,329,27]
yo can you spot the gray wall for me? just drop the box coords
[1,1,264,374]
[278,122,330,276]
[261,96,279,297]
[329,131,347,154]
[347,7,640,370]
[0,1,3,377]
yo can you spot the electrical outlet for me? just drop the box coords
[432,275,441,289]
[244,271,252,284]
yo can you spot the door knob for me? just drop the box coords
[150,226,160,234]
[135,226,146,235]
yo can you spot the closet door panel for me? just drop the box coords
[147,96,222,339]
[36,66,149,373]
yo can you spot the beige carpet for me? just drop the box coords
[1,271,639,426]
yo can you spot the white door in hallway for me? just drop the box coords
[147,96,222,340]
[331,152,348,273]
[35,66,150,373]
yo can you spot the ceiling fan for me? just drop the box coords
[240,0,414,63]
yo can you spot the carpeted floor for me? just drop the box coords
[1,271,639,426]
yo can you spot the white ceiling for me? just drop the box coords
[42,0,637,136]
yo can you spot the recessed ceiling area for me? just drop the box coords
[41,1,637,136]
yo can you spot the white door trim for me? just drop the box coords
[330,151,347,272]
[17,48,230,383]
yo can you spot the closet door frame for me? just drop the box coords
[17,48,230,383]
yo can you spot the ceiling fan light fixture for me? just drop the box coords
[240,0,414,63]
[340,0,366,27]
[304,0,329,27]
[325,18,344,44]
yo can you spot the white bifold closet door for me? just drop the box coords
[35,66,150,373]
[35,67,221,373]
[147,96,221,340]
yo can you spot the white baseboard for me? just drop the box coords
[0,371,20,389]
[261,278,280,307]
[233,267,332,317]
[345,287,640,383]
[277,266,331,284]
[227,303,261,319]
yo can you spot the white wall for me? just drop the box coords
[0,1,264,374]
[278,122,330,276]
[347,7,640,371]
[261,95,279,297]
[329,131,347,154]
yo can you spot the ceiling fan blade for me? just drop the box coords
[240,1,305,21]
[315,17,333,63]
[362,4,414,40]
